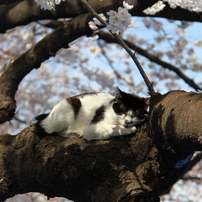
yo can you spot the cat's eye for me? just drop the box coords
[120,105,126,112]
[113,103,126,115]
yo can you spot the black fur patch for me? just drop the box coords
[35,113,50,137]
[113,90,148,115]
[35,113,49,121]
[90,105,105,124]
[66,97,81,118]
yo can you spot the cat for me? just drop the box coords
[36,87,149,141]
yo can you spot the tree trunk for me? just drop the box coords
[0,90,202,202]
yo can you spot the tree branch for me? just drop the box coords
[0,0,121,33]
[0,0,84,33]
[98,40,122,80]
[0,0,23,5]
[78,0,156,96]
[1,91,202,202]
[97,31,202,91]
[2,0,202,33]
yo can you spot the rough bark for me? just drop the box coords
[0,90,202,202]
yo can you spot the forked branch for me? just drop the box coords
[79,0,156,96]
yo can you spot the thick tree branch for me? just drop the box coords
[1,91,202,202]
[1,0,202,33]
[0,0,23,5]
[0,0,122,33]
[0,0,80,33]
[97,31,201,91]
[0,13,93,123]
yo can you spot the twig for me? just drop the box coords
[78,0,156,96]
[97,31,202,91]
[97,40,122,80]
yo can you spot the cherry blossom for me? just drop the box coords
[144,0,202,15]
[34,0,65,10]
[143,1,166,15]
[88,14,107,30]
[123,1,134,10]
[164,0,202,12]
[106,2,133,35]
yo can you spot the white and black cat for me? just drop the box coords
[36,88,149,141]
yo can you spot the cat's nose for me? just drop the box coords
[125,120,132,125]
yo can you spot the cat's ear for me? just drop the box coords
[143,97,150,109]
[115,87,123,101]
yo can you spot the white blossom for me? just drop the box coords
[55,0,63,4]
[88,21,98,30]
[88,46,101,55]
[108,13,122,26]
[106,2,133,35]
[106,24,119,34]
[88,13,107,30]
[106,10,116,17]
[143,1,166,15]
[164,0,202,12]
[117,7,131,19]
[123,1,134,10]
[144,0,202,15]
[34,0,65,10]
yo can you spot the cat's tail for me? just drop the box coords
[35,113,49,122]
[35,113,50,137]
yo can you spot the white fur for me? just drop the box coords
[40,93,140,141]
[122,110,145,127]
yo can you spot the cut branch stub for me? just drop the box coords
[0,96,16,123]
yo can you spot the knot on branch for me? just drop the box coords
[0,99,16,123]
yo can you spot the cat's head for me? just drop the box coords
[112,87,149,127]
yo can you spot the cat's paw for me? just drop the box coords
[127,126,137,134]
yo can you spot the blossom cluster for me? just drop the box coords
[143,1,166,15]
[34,0,134,35]
[106,6,132,35]
[89,1,133,35]
[34,0,65,10]
[163,0,202,12]
[106,1,133,35]
[144,0,202,15]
